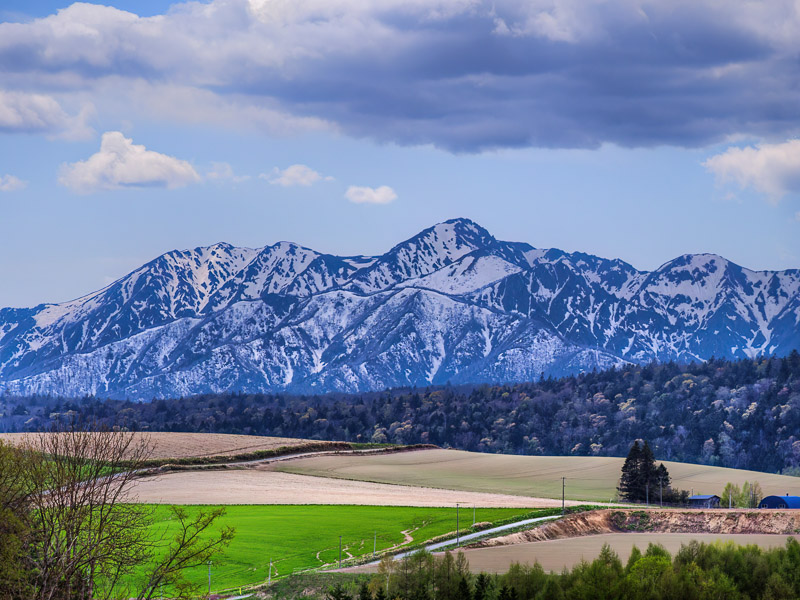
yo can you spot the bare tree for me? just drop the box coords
[1,426,234,600]
[0,440,36,600]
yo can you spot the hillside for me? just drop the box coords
[6,355,799,473]
[0,219,797,399]
[273,449,800,503]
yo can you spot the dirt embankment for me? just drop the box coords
[472,509,800,548]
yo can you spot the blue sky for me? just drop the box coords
[0,0,799,307]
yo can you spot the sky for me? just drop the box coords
[1,0,799,308]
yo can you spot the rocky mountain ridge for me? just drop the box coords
[0,218,797,399]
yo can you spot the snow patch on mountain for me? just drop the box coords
[0,218,797,399]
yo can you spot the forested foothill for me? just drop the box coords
[3,353,800,474]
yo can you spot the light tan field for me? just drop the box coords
[343,533,799,574]
[0,432,320,460]
[442,533,800,573]
[273,448,800,502]
[128,470,577,507]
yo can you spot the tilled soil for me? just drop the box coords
[0,431,319,460]
[127,470,582,506]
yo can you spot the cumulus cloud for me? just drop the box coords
[59,131,200,193]
[703,140,800,202]
[345,185,397,205]
[263,164,332,186]
[206,162,250,183]
[0,174,26,192]
[0,89,92,139]
[3,1,800,150]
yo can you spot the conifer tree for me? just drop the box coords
[473,573,490,600]
[641,441,658,502]
[618,441,643,501]
[358,581,372,600]
[618,440,672,502]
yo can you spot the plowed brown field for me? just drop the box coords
[0,432,320,460]
[127,470,576,507]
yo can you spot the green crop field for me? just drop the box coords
[272,449,800,503]
[134,504,535,594]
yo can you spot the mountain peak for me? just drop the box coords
[398,218,496,256]
[0,221,797,399]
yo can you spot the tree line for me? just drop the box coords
[324,539,800,600]
[3,352,800,474]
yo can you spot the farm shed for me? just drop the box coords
[688,494,721,508]
[759,495,800,509]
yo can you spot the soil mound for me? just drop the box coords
[472,509,800,548]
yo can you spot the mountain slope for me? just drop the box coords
[0,218,797,399]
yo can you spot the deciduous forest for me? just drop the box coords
[3,353,800,474]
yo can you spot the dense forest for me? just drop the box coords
[2,353,800,474]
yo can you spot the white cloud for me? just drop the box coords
[110,82,333,138]
[703,140,800,202]
[206,162,250,183]
[0,174,26,192]
[345,185,397,205]
[4,1,800,150]
[59,131,200,193]
[263,164,332,187]
[0,89,93,139]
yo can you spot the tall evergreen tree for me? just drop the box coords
[618,441,643,501]
[641,441,657,502]
[473,573,490,600]
[618,440,673,503]
[457,577,473,600]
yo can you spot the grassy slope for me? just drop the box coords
[142,504,533,592]
[273,449,800,502]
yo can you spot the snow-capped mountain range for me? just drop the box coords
[0,218,798,399]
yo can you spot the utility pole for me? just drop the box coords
[646,483,649,506]
[339,535,343,569]
[268,558,272,585]
[562,477,565,515]
[473,505,476,527]
[660,481,663,507]
[456,503,460,547]
[207,560,212,596]
[374,531,377,558]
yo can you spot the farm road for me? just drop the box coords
[350,515,562,567]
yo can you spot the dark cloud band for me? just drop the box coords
[0,0,798,151]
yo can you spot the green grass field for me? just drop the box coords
[142,504,535,593]
[272,449,800,503]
